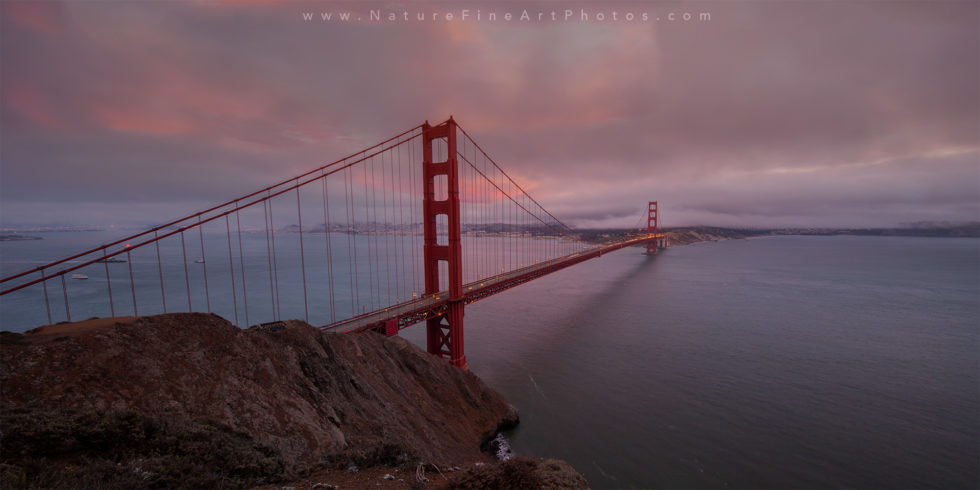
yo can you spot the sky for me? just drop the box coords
[1,0,977,229]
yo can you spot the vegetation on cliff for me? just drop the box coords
[447,457,589,489]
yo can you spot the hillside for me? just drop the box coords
[666,227,767,245]
[0,314,523,487]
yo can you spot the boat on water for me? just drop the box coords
[194,259,205,264]
[71,273,88,280]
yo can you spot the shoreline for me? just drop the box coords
[663,225,980,247]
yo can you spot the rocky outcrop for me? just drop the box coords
[0,313,518,484]
[446,456,589,489]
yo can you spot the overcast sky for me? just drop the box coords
[1,0,977,229]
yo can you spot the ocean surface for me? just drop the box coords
[2,233,978,488]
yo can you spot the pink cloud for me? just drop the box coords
[2,82,64,129]
[1,1,976,228]
[2,1,64,34]
[94,107,194,135]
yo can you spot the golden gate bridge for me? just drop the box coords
[0,118,669,369]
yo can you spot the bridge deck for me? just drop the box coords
[321,234,665,334]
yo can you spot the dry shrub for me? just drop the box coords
[0,407,299,489]
[447,456,589,489]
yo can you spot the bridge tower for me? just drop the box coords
[646,201,659,255]
[421,117,467,369]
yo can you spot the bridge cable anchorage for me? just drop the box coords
[0,117,665,367]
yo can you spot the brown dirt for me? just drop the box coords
[22,316,137,339]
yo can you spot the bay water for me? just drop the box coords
[2,233,977,488]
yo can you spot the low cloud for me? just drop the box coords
[1,1,976,228]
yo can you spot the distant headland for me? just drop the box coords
[0,233,42,241]
[578,222,980,246]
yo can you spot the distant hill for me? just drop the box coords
[781,223,980,238]
[0,233,42,241]
[577,223,979,247]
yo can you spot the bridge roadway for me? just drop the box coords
[320,233,665,334]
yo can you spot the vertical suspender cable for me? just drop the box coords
[321,172,336,323]
[225,215,239,326]
[382,150,392,305]
[263,200,276,321]
[154,230,166,313]
[235,208,249,327]
[267,195,281,320]
[296,183,309,323]
[103,249,115,317]
[198,217,211,313]
[363,160,374,311]
[181,231,192,311]
[41,269,52,325]
[347,167,359,315]
[397,137,407,301]
[61,275,71,322]
[127,248,137,316]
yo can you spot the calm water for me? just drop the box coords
[403,235,979,489]
[2,234,978,488]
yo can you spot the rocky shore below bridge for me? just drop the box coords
[0,313,588,489]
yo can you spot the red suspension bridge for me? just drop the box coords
[0,118,668,369]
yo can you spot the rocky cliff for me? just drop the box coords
[0,314,520,487]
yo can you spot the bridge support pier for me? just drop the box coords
[426,301,465,367]
[422,117,468,369]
